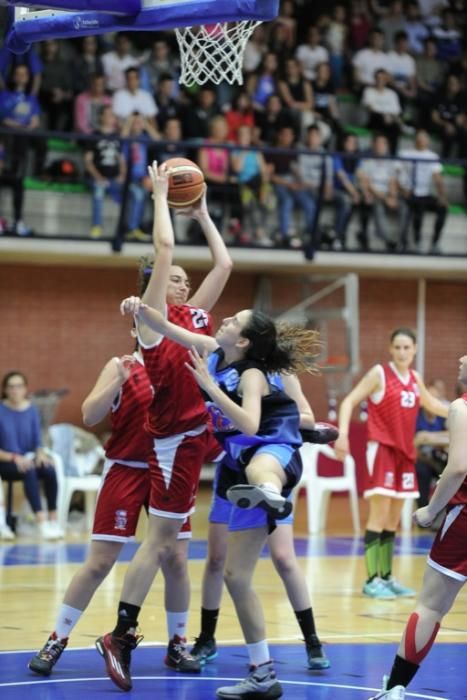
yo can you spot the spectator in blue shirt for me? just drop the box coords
[0,371,62,540]
[0,44,42,96]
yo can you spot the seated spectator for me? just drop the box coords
[430,74,465,158]
[348,0,372,53]
[112,66,158,127]
[243,24,268,75]
[74,72,112,135]
[154,73,181,131]
[39,40,73,131]
[102,33,139,93]
[180,85,219,140]
[0,139,32,236]
[0,371,62,540]
[352,28,389,91]
[231,124,272,246]
[256,94,291,146]
[224,91,256,143]
[277,58,314,139]
[311,61,343,145]
[414,379,449,509]
[0,45,42,96]
[275,0,297,49]
[432,8,462,63]
[325,4,348,88]
[357,133,407,250]
[295,124,333,252]
[121,112,159,241]
[140,37,179,92]
[268,23,293,67]
[266,125,316,249]
[398,129,448,255]
[197,115,241,236]
[415,37,444,122]
[295,26,329,82]
[387,31,417,102]
[332,133,367,250]
[247,52,280,111]
[404,1,430,55]
[71,36,104,96]
[376,0,407,50]
[0,63,42,180]
[362,69,402,153]
[156,117,187,163]
[84,105,126,239]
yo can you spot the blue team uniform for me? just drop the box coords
[205,352,302,531]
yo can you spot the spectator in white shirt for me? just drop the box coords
[352,28,389,90]
[295,26,329,82]
[387,31,417,101]
[102,33,139,93]
[362,69,402,153]
[112,67,158,126]
[404,1,430,55]
[357,133,407,250]
[398,129,448,254]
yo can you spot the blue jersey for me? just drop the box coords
[205,350,302,462]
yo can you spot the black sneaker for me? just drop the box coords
[305,635,331,670]
[28,632,68,676]
[95,631,143,691]
[165,635,201,673]
[190,635,218,665]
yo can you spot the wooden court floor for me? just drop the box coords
[0,487,466,699]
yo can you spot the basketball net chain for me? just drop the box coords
[175,21,262,86]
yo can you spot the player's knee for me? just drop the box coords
[207,551,227,575]
[224,567,250,597]
[272,551,295,578]
[86,556,115,581]
[163,549,188,578]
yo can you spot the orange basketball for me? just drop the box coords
[164,157,205,208]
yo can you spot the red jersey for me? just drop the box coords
[449,394,467,506]
[367,363,420,461]
[142,303,213,438]
[104,353,154,464]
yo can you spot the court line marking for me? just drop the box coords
[0,675,449,699]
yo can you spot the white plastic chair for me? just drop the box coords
[296,443,360,534]
[48,423,104,531]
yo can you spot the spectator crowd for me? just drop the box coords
[0,0,465,255]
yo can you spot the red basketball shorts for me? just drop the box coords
[148,426,219,519]
[364,441,419,499]
[428,504,467,581]
[92,461,192,541]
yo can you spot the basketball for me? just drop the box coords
[164,157,205,208]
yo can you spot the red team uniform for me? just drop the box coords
[428,394,467,581]
[92,352,191,541]
[139,303,222,519]
[365,363,420,499]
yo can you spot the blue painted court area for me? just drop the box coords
[0,642,464,700]
[0,535,437,566]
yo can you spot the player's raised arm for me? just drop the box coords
[181,188,233,312]
[138,161,173,346]
[82,356,135,426]
[121,296,218,355]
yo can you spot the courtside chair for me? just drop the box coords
[296,443,361,534]
[48,423,104,532]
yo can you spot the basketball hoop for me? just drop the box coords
[175,20,262,86]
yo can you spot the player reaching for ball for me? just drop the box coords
[96,161,232,691]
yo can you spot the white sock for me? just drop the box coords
[247,639,270,666]
[166,611,188,640]
[261,482,280,494]
[54,604,83,639]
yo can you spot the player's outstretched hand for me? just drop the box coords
[174,184,208,219]
[148,160,169,199]
[120,296,147,316]
[413,505,435,528]
[185,346,214,392]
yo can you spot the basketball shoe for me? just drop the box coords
[369,686,405,699]
[190,635,218,664]
[95,631,143,691]
[165,635,201,673]
[226,484,292,520]
[383,577,416,597]
[216,660,282,699]
[362,577,396,600]
[28,632,68,676]
[305,634,331,670]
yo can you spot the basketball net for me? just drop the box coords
[175,20,262,85]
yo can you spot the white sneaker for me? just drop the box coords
[0,524,15,540]
[369,679,405,699]
[39,521,62,540]
[46,521,65,539]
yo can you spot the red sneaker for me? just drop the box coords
[95,631,143,691]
